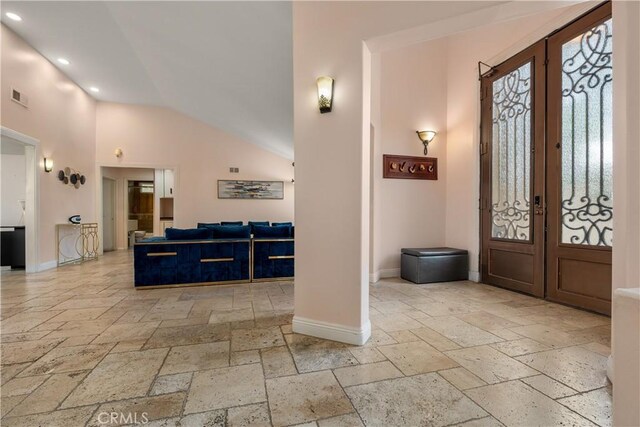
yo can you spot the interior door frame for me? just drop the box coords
[480,40,547,298]
[1,127,40,273]
[545,2,612,315]
[101,176,116,252]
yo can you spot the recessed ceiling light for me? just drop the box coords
[6,12,22,21]
[57,58,70,65]
[89,87,100,93]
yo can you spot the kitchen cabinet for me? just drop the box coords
[155,169,175,197]
[163,169,174,197]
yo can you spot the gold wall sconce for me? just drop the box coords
[316,76,334,113]
[416,130,437,156]
[44,157,54,173]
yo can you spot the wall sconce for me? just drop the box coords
[416,130,437,156]
[316,76,334,113]
[115,148,123,158]
[44,157,53,173]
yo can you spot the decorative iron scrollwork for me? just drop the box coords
[491,63,532,241]
[560,19,613,247]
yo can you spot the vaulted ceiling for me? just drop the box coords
[1,1,506,159]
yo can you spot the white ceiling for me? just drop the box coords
[2,1,294,158]
[1,1,505,159]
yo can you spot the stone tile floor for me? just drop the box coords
[0,251,612,426]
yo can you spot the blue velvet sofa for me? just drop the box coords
[133,222,293,288]
[252,224,294,281]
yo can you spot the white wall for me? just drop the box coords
[1,24,97,269]
[95,103,294,232]
[1,153,26,226]
[611,1,640,425]
[372,39,448,279]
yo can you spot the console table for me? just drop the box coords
[56,223,99,266]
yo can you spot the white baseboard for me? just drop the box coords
[468,271,480,282]
[38,260,57,272]
[292,316,371,346]
[379,268,400,279]
[369,270,380,283]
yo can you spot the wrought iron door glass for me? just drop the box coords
[560,19,613,246]
[491,62,532,241]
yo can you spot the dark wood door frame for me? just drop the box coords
[546,2,612,315]
[480,41,546,298]
[480,2,612,315]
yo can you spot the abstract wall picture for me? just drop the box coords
[218,180,284,200]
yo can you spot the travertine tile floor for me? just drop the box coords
[1,251,612,426]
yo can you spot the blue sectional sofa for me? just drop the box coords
[133,222,293,288]
[252,224,294,281]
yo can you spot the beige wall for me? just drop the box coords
[368,6,584,281]
[1,24,97,268]
[373,39,448,278]
[95,103,294,233]
[443,8,575,278]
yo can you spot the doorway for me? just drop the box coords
[102,177,116,252]
[127,180,154,236]
[0,127,39,273]
[480,3,612,315]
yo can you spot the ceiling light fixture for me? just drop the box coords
[89,87,100,93]
[57,58,70,65]
[5,12,22,21]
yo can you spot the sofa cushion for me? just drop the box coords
[210,225,251,239]
[221,221,243,226]
[165,227,212,240]
[138,236,168,243]
[253,225,291,238]
[197,222,221,229]
[272,222,293,227]
[248,221,269,233]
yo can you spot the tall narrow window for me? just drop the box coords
[491,62,532,241]
[560,19,613,246]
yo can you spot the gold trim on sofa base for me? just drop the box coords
[135,279,251,290]
[251,276,295,283]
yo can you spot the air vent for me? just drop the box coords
[11,87,28,108]
[229,167,239,173]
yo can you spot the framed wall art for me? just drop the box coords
[217,180,284,200]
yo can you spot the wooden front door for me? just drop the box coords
[481,3,613,314]
[546,3,612,315]
[480,41,546,298]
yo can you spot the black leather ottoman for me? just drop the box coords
[401,247,468,284]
